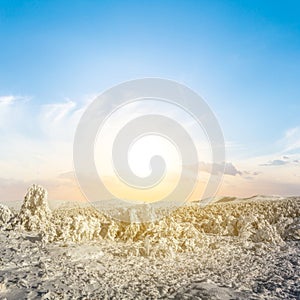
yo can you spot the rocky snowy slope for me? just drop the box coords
[0,185,299,299]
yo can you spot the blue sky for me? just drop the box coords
[0,1,300,201]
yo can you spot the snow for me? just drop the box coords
[0,184,299,299]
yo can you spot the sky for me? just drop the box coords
[0,0,300,204]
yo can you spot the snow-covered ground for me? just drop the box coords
[0,185,299,299]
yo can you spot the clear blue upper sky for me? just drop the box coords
[0,0,300,158]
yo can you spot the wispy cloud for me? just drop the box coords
[1,94,300,202]
[199,162,242,176]
[43,99,76,123]
[0,95,31,130]
[0,94,93,204]
[39,99,78,140]
[0,95,16,106]
[0,95,30,106]
[280,127,300,153]
[0,94,93,183]
[260,159,288,166]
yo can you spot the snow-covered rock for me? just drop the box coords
[0,204,13,228]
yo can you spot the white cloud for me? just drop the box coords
[43,99,76,123]
[0,95,16,106]
[0,95,93,183]
[198,162,242,176]
[0,95,31,130]
[260,159,288,166]
[1,94,300,201]
[0,95,30,106]
[38,96,94,141]
[39,99,77,141]
[280,126,300,153]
